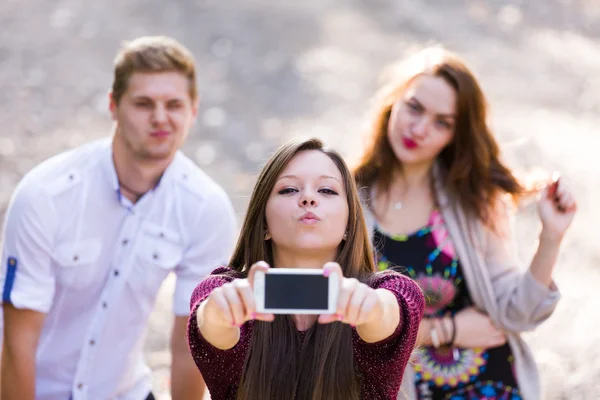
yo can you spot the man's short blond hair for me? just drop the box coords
[111,36,197,104]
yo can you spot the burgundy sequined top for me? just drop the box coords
[187,267,425,400]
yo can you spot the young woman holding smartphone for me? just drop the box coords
[187,138,425,400]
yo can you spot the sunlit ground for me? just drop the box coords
[1,1,598,399]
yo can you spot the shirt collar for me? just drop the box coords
[100,138,181,209]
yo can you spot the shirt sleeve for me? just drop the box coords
[0,181,58,313]
[186,269,252,398]
[173,189,237,316]
[353,272,425,399]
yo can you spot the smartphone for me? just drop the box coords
[254,268,339,315]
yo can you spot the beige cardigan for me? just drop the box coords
[362,166,561,400]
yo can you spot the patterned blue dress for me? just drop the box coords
[374,210,522,400]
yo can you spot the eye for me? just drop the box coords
[436,119,452,130]
[319,188,339,195]
[135,101,152,108]
[278,187,298,195]
[167,101,183,110]
[406,101,421,113]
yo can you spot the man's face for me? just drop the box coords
[110,71,198,162]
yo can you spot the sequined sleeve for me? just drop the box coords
[353,271,425,399]
[186,267,251,400]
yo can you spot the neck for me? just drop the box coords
[395,160,434,190]
[272,248,336,270]
[112,129,172,202]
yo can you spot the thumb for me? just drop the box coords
[247,261,270,288]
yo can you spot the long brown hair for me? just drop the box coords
[353,47,525,227]
[227,138,376,400]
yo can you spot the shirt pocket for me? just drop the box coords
[134,223,185,297]
[53,239,102,290]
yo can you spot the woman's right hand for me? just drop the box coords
[203,261,275,327]
[453,307,507,349]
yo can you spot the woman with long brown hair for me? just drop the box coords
[187,138,425,400]
[353,47,577,400]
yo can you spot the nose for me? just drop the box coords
[301,199,317,206]
[299,190,318,207]
[151,104,168,125]
[411,116,430,139]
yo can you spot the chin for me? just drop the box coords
[394,150,426,166]
[141,145,177,161]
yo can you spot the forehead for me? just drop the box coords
[404,74,457,115]
[280,150,343,181]
[124,71,191,100]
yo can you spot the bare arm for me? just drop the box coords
[529,233,563,288]
[1,304,45,400]
[170,316,206,400]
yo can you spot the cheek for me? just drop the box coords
[171,111,194,127]
[387,109,411,143]
[429,133,453,154]
[265,198,290,233]
[328,201,349,232]
[387,110,400,137]
[121,110,146,130]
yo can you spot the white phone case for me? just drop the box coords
[254,268,339,315]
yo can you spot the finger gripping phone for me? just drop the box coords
[254,268,339,314]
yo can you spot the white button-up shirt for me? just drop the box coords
[0,139,236,400]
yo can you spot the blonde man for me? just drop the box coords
[0,36,236,400]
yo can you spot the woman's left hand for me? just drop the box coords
[538,175,577,242]
[317,262,384,327]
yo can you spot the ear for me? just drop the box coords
[191,97,199,119]
[108,92,118,121]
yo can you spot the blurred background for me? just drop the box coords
[0,0,598,398]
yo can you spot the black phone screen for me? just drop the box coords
[264,274,329,310]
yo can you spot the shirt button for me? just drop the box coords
[73,255,79,262]
[122,239,129,246]
[102,302,107,308]
[89,340,95,346]
[114,270,119,276]
[159,232,164,238]
[153,253,159,260]
[77,383,83,389]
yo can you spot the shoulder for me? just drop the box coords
[10,140,108,208]
[170,152,231,205]
[169,154,236,237]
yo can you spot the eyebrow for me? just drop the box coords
[409,97,456,119]
[277,174,342,184]
[131,95,185,102]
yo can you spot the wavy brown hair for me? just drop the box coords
[226,138,377,400]
[353,47,526,227]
